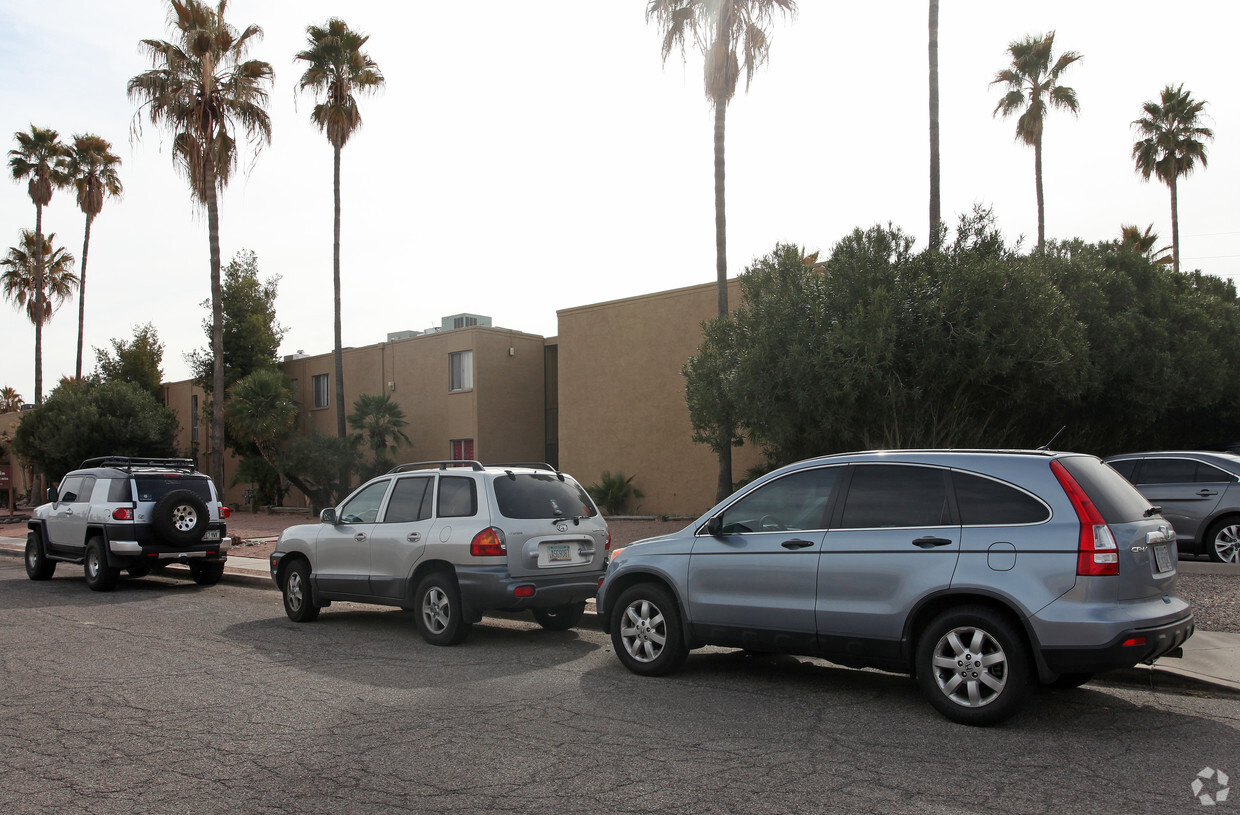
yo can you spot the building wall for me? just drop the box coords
[556,281,763,518]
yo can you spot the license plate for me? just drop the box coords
[538,541,586,567]
[203,529,220,541]
[1153,544,1172,573]
[546,543,571,563]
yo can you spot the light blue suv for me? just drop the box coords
[596,450,1194,726]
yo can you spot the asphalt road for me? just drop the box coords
[3,560,1239,815]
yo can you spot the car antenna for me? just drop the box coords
[1038,426,1067,451]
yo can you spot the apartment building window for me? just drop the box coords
[313,374,330,408]
[449,350,473,391]
[451,439,474,461]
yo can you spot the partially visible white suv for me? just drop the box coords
[25,457,232,591]
[270,461,610,644]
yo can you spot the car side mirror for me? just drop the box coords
[320,508,337,525]
[705,515,723,537]
[46,486,59,504]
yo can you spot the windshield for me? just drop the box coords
[492,473,598,520]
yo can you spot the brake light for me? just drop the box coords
[470,527,507,557]
[112,507,133,521]
[514,585,535,598]
[220,506,232,519]
[605,529,612,552]
[1050,460,1119,576]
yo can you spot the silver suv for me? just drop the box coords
[25,457,232,591]
[269,461,610,645]
[597,450,1194,726]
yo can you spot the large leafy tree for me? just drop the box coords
[647,0,796,501]
[295,18,385,439]
[2,232,79,390]
[8,125,71,405]
[128,0,273,487]
[348,392,410,477]
[65,134,123,380]
[1131,84,1213,275]
[225,368,297,476]
[990,31,1080,249]
[95,322,165,398]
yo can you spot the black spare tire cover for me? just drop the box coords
[152,489,210,545]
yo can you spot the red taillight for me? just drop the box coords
[513,585,535,598]
[605,529,612,552]
[220,506,232,519]
[1122,637,1147,647]
[1050,460,1119,576]
[470,527,507,557]
[112,507,134,521]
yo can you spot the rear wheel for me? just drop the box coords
[188,560,225,586]
[611,583,688,676]
[83,539,119,592]
[282,560,320,622]
[533,602,587,631]
[414,571,470,646]
[915,606,1031,726]
[25,532,55,580]
[1205,518,1240,564]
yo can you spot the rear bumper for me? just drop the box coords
[455,565,605,614]
[1040,613,1195,674]
[108,538,230,560]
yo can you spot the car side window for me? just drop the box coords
[77,476,97,502]
[58,476,83,502]
[1106,459,1138,481]
[384,476,433,523]
[952,472,1049,525]
[1138,458,1198,484]
[840,465,951,529]
[1195,463,1236,483]
[339,480,391,524]
[718,467,840,534]
[108,478,132,502]
[437,476,478,518]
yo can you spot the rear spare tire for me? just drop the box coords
[152,489,209,546]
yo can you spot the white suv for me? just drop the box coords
[270,461,610,644]
[25,457,232,591]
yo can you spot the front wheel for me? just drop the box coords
[83,539,119,592]
[414,571,470,646]
[533,602,587,631]
[1205,519,1240,564]
[610,583,688,676]
[188,560,225,586]
[25,532,55,580]
[915,606,1031,726]
[282,560,320,622]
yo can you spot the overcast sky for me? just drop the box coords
[2,1,1236,403]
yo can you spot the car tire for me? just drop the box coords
[1204,518,1240,564]
[532,602,587,632]
[282,560,320,622]
[25,532,56,580]
[414,570,471,646]
[915,605,1031,726]
[610,583,689,677]
[188,560,225,586]
[83,539,119,592]
[152,489,210,546]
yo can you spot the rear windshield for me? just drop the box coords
[1056,455,1152,524]
[133,475,213,503]
[492,474,598,520]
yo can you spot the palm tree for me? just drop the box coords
[65,134,123,380]
[647,0,796,502]
[8,125,71,405]
[294,18,385,439]
[2,231,79,365]
[1118,224,1172,265]
[128,0,273,487]
[928,0,941,249]
[1131,84,1213,275]
[348,392,411,464]
[990,31,1081,248]
[0,386,21,413]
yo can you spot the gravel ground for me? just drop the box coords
[224,511,1239,633]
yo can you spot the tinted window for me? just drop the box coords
[134,475,212,503]
[841,465,950,529]
[384,476,433,523]
[339,479,390,524]
[492,474,597,520]
[437,477,478,518]
[1056,455,1151,524]
[1106,459,1138,481]
[953,472,1049,525]
[719,467,840,533]
[1194,463,1236,483]
[1138,458,1198,485]
[108,478,132,502]
[58,476,84,502]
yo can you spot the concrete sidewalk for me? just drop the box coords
[2,532,1238,696]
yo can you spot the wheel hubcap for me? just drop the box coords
[422,587,450,633]
[930,625,1008,708]
[87,552,99,579]
[171,504,198,532]
[1214,525,1240,563]
[287,572,304,611]
[620,599,667,663]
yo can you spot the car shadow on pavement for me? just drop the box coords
[0,570,226,610]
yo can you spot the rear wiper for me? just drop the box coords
[1144,505,1163,517]
[550,515,586,526]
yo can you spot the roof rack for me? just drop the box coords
[78,456,200,474]
[388,460,486,474]
[490,462,558,473]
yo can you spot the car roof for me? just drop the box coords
[1104,450,1240,467]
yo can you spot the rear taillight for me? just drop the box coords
[1050,460,1119,576]
[220,506,232,519]
[470,527,507,557]
[112,507,133,521]
[605,529,612,552]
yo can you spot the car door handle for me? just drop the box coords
[1197,489,1218,497]
[354,533,367,542]
[64,508,74,515]
[781,539,815,549]
[407,532,421,543]
[913,536,953,548]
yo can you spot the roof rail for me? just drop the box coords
[78,456,200,474]
[490,462,558,473]
[388,460,486,474]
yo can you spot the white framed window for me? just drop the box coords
[449,350,473,392]
[313,374,330,408]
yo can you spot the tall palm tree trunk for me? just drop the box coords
[712,99,732,502]
[928,0,941,249]
[1034,136,1045,248]
[333,143,346,438]
[1169,174,1180,274]
[75,214,94,379]
[206,164,225,487]
[33,203,46,406]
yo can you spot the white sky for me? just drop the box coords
[2,1,1236,403]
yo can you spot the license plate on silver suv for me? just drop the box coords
[538,541,585,567]
[1153,544,1172,573]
